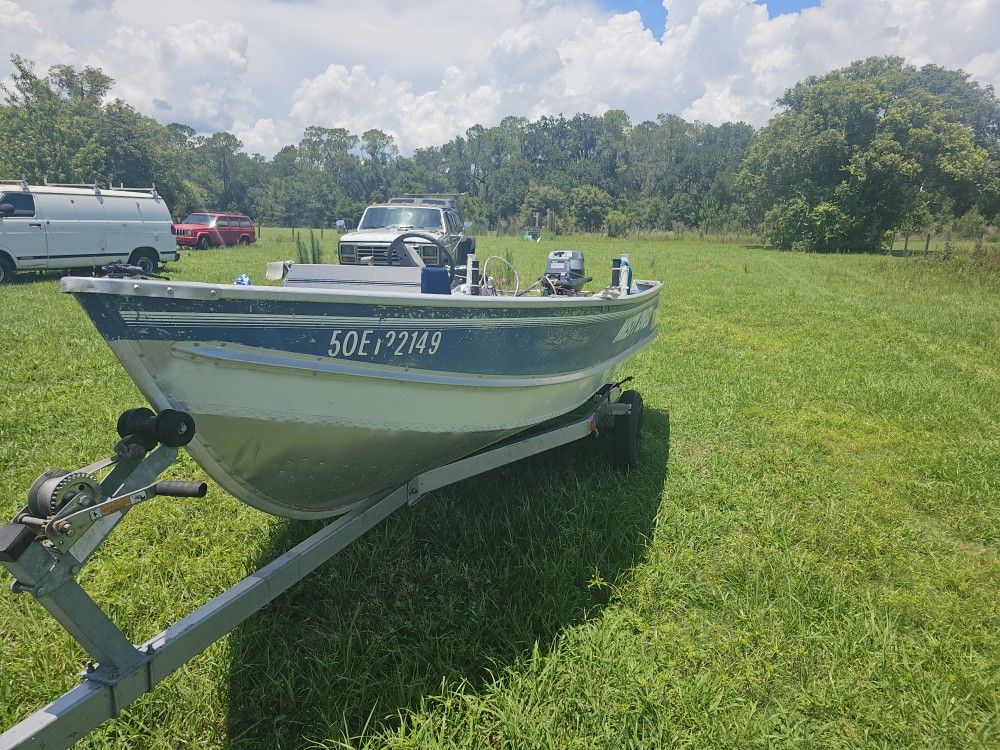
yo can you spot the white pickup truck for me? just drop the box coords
[0,181,178,283]
[337,195,474,268]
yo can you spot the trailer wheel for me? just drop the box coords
[0,255,13,285]
[612,390,643,468]
[129,249,158,274]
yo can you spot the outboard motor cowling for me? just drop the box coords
[543,250,589,295]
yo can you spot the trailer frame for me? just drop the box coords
[0,381,642,749]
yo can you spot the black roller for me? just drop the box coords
[154,410,196,448]
[116,408,196,449]
[117,407,158,449]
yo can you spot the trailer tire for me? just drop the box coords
[0,254,14,285]
[612,390,643,468]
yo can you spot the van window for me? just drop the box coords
[239,218,252,228]
[0,192,35,217]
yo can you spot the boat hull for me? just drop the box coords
[64,277,661,518]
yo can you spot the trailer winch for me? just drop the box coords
[0,380,659,750]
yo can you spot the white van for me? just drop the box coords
[0,181,179,284]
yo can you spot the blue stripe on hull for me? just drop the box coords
[74,292,660,378]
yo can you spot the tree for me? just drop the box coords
[520,183,566,225]
[569,185,613,231]
[360,128,399,201]
[48,64,113,101]
[0,54,810,233]
[742,56,997,251]
[0,55,103,182]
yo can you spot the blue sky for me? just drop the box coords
[601,0,821,34]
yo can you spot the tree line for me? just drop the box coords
[1,54,997,252]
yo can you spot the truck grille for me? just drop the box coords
[343,243,441,266]
[356,243,391,265]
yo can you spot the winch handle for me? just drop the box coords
[152,481,208,498]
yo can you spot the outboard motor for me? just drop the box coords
[543,250,590,295]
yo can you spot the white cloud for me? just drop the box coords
[92,21,255,131]
[0,0,997,156]
[0,0,74,71]
[233,117,294,157]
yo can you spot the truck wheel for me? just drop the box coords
[197,235,211,250]
[611,390,643,468]
[239,235,251,245]
[0,255,13,285]
[129,249,158,274]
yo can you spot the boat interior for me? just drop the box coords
[266,238,645,299]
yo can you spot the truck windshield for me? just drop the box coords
[359,207,443,231]
[182,214,216,226]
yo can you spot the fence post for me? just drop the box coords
[924,233,931,257]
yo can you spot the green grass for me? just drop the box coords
[0,233,997,748]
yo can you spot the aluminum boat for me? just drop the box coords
[62,245,660,518]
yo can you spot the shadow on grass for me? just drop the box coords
[4,269,77,285]
[224,408,670,748]
[4,267,182,285]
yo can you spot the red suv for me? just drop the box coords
[173,212,256,249]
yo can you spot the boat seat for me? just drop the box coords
[279,263,424,293]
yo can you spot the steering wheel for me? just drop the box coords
[387,231,456,283]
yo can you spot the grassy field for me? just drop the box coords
[0,233,997,748]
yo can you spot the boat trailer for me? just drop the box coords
[0,381,650,749]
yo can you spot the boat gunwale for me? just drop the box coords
[60,275,662,309]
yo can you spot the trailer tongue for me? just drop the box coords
[0,380,653,749]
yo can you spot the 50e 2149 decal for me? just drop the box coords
[327,329,443,358]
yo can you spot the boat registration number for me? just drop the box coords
[327,329,443,358]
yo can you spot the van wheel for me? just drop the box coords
[239,236,251,245]
[197,235,211,250]
[129,249,158,275]
[0,256,13,285]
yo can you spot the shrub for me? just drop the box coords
[763,197,811,250]
[810,201,851,252]
[605,210,628,238]
[953,208,988,239]
[764,197,851,251]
